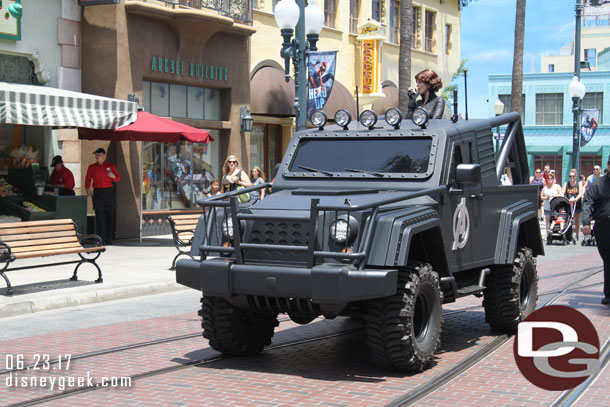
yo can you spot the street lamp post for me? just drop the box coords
[493,99,504,158]
[569,76,586,177]
[274,0,324,132]
[571,0,585,177]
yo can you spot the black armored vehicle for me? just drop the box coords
[177,108,544,372]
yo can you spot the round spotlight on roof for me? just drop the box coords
[384,108,403,129]
[360,110,378,129]
[310,110,327,129]
[334,109,352,130]
[412,107,429,129]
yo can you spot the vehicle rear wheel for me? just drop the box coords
[199,296,279,355]
[364,263,442,372]
[483,247,538,334]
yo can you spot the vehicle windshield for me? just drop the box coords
[289,137,432,174]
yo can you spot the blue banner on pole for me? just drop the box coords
[307,51,337,119]
[580,109,599,147]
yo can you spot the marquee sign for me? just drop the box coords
[0,0,22,41]
[356,21,385,105]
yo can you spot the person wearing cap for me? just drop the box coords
[582,155,610,305]
[49,155,75,196]
[85,148,120,245]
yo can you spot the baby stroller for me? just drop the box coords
[582,220,597,246]
[546,196,574,245]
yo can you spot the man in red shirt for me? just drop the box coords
[49,155,75,196]
[85,148,120,245]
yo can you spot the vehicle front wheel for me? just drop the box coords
[483,247,538,334]
[199,296,279,355]
[365,263,442,372]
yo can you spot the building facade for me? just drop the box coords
[489,69,610,185]
[489,2,610,185]
[0,0,82,188]
[81,0,254,237]
[249,0,462,178]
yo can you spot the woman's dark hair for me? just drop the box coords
[415,69,443,92]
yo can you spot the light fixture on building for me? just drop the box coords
[240,106,253,132]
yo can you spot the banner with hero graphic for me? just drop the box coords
[580,109,599,147]
[307,51,337,118]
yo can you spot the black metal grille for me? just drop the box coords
[249,221,310,247]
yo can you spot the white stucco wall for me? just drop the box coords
[0,0,64,88]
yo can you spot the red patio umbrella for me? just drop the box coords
[78,111,214,143]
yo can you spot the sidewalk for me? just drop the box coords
[0,236,188,318]
[0,220,573,319]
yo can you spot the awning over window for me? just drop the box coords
[372,86,398,115]
[0,81,138,129]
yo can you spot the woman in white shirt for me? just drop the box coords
[541,173,563,231]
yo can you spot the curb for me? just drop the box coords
[0,281,188,319]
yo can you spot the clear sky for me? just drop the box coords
[456,0,576,119]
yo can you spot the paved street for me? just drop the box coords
[0,243,607,407]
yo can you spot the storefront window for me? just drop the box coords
[249,123,282,177]
[150,82,169,117]
[169,84,188,118]
[143,81,222,121]
[187,86,205,119]
[141,130,220,211]
[250,125,265,170]
[205,88,222,120]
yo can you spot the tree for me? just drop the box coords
[398,0,413,115]
[510,0,526,116]
[441,59,469,107]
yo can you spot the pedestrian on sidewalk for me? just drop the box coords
[530,168,546,221]
[582,155,610,305]
[85,148,120,245]
[541,173,563,231]
[563,169,583,242]
[249,166,266,203]
[584,165,602,190]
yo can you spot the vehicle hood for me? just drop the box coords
[249,189,438,212]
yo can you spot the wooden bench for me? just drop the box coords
[0,219,106,296]
[167,213,202,270]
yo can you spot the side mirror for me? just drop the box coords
[456,163,481,185]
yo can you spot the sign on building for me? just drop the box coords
[0,0,22,41]
[357,21,385,106]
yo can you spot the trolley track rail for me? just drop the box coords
[6,328,362,407]
[550,336,610,407]
[384,267,603,407]
[4,267,604,407]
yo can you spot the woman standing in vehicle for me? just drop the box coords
[406,69,446,120]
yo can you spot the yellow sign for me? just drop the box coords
[357,21,385,104]
[0,0,22,41]
[360,40,379,94]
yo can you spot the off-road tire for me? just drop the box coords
[364,263,443,372]
[199,296,279,355]
[483,247,538,334]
